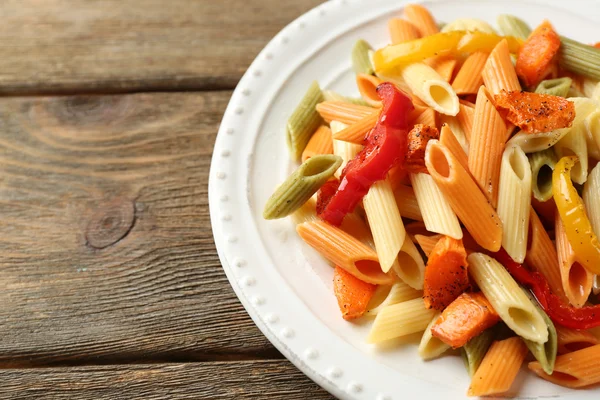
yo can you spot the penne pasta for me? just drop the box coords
[441,18,495,34]
[438,114,469,153]
[330,120,362,178]
[356,73,383,108]
[301,125,334,162]
[392,236,426,289]
[401,62,460,116]
[363,179,406,273]
[529,344,600,388]
[507,127,570,154]
[497,145,532,263]
[583,163,600,238]
[439,124,468,171]
[418,313,451,360]
[451,52,488,95]
[556,325,600,355]
[497,14,531,40]
[322,90,370,106]
[316,101,377,124]
[456,101,475,143]
[559,37,600,81]
[468,86,507,207]
[425,56,457,83]
[388,18,421,44]
[461,328,495,377]
[367,298,436,343]
[468,337,528,396]
[287,81,325,161]
[366,281,422,317]
[414,234,442,257]
[528,148,557,202]
[555,214,593,308]
[263,155,342,219]
[426,140,503,251]
[482,39,521,95]
[332,112,378,144]
[468,252,549,343]
[412,107,437,128]
[393,184,423,221]
[535,77,573,97]
[409,172,462,239]
[352,39,374,75]
[522,290,558,375]
[403,4,439,37]
[297,221,394,285]
[585,109,600,160]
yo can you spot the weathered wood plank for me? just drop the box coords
[0,91,278,366]
[0,0,323,94]
[0,361,334,399]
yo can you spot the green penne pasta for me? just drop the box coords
[263,155,341,219]
[559,37,600,80]
[322,90,370,106]
[528,148,558,202]
[286,81,324,162]
[521,289,557,375]
[352,39,374,76]
[497,14,531,40]
[461,328,495,377]
[535,77,572,97]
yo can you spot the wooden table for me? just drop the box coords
[0,1,334,398]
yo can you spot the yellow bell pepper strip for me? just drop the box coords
[552,156,600,274]
[456,31,523,53]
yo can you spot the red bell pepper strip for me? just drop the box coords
[318,83,414,225]
[493,248,600,330]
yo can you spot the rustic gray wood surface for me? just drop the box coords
[0,0,334,398]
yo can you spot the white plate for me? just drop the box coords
[209,1,600,398]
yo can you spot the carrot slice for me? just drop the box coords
[516,20,561,88]
[333,265,377,320]
[404,124,439,174]
[423,235,469,310]
[494,90,575,133]
[431,292,500,348]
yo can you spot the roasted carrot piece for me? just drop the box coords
[431,292,500,348]
[494,90,575,133]
[423,235,469,310]
[404,124,439,174]
[333,266,377,320]
[516,20,561,88]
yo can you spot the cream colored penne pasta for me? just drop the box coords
[363,179,406,273]
[583,163,600,243]
[585,109,600,160]
[452,52,488,95]
[482,39,521,95]
[401,62,459,116]
[441,18,495,34]
[438,114,469,153]
[419,313,451,360]
[367,298,436,343]
[322,90,370,106]
[297,221,394,285]
[555,215,593,308]
[403,4,439,36]
[393,184,423,221]
[468,337,528,397]
[316,101,377,124]
[426,140,503,252]
[507,128,570,153]
[529,344,600,388]
[332,112,378,145]
[409,172,462,239]
[468,86,507,207]
[556,325,600,355]
[439,124,468,172]
[468,253,549,343]
[392,236,426,290]
[356,73,383,108]
[366,281,422,317]
[388,18,421,44]
[330,121,362,178]
[414,234,442,257]
[301,125,333,162]
[497,145,531,263]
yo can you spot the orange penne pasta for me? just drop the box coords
[468,86,506,208]
[525,208,568,303]
[529,344,600,388]
[356,73,383,107]
[556,325,600,355]
[332,112,378,144]
[388,18,421,44]
[296,221,394,285]
[316,101,377,124]
[555,214,593,308]
[394,184,423,221]
[301,125,333,162]
[482,39,521,95]
[403,4,439,37]
[425,56,457,82]
[452,51,488,95]
[425,140,503,252]
[414,234,442,257]
[456,101,474,142]
[412,107,437,128]
[439,124,468,172]
[468,337,528,396]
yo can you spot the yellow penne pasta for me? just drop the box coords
[401,62,460,116]
[364,179,406,273]
[403,4,439,37]
[525,208,568,303]
[452,51,488,95]
[393,236,426,289]
[388,18,421,44]
[425,56,457,82]
[393,184,423,221]
[356,73,383,108]
[585,109,600,160]
[414,234,442,257]
[529,344,600,388]
[366,281,423,317]
[301,125,334,162]
[468,337,528,397]
[482,38,521,95]
[438,114,469,153]
[316,101,377,124]
[456,101,474,143]
[468,86,507,208]
[426,140,503,252]
[555,215,593,308]
[418,313,451,360]
[439,124,468,172]
[367,298,436,343]
[330,121,362,178]
[556,325,600,355]
[332,112,379,144]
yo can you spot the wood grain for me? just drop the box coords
[0,91,280,366]
[0,0,324,94]
[1,361,335,399]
